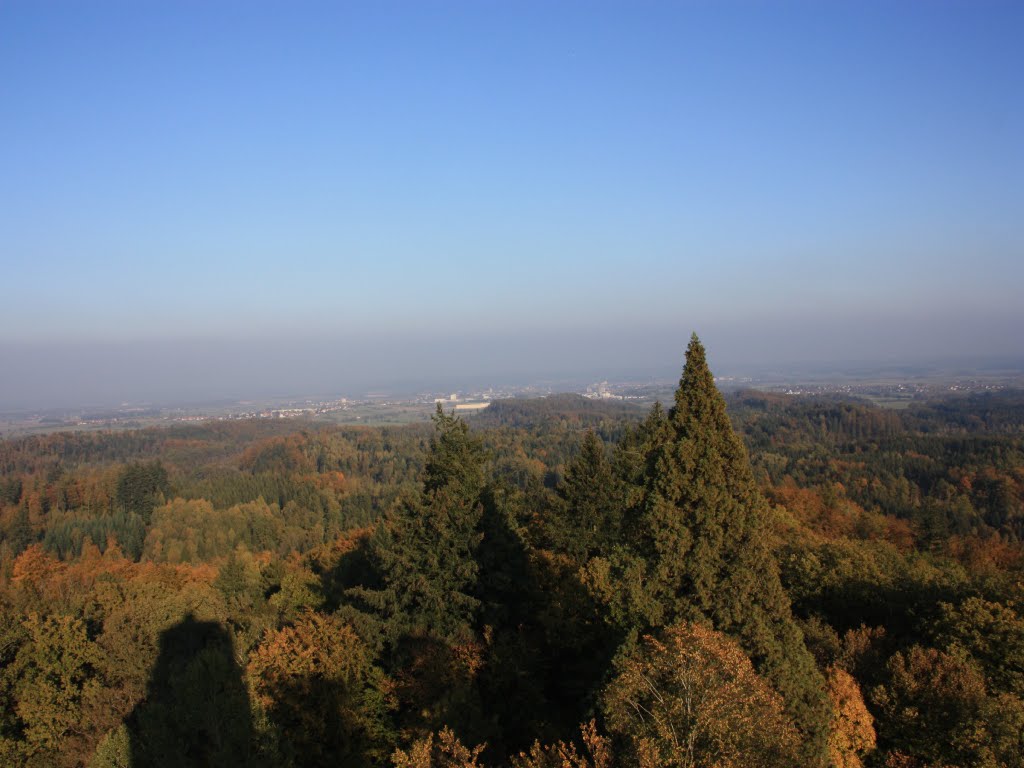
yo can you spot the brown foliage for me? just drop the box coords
[837,625,887,682]
[826,666,876,768]
[946,534,1024,575]
[602,622,801,768]
[249,610,393,765]
[512,720,613,768]
[307,524,376,574]
[768,481,915,551]
[392,727,485,768]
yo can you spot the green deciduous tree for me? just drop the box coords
[932,597,1024,697]
[872,645,1024,767]
[9,613,102,765]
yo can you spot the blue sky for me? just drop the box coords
[1,1,1022,405]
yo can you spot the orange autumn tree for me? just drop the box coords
[391,727,485,768]
[602,622,800,768]
[248,610,395,767]
[512,721,614,768]
[826,666,876,768]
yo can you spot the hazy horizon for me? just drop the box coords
[3,2,1022,409]
[3,316,1023,410]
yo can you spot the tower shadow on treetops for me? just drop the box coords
[128,614,255,767]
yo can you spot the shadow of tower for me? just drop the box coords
[128,614,255,767]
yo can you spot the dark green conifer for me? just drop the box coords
[115,460,170,523]
[545,430,621,564]
[637,333,831,764]
[615,399,671,544]
[350,405,486,645]
[423,404,487,501]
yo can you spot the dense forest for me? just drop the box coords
[1,336,1022,767]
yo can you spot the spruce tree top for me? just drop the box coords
[665,333,754,494]
[423,403,487,501]
[673,334,725,430]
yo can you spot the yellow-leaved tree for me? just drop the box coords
[826,666,876,768]
[602,622,800,768]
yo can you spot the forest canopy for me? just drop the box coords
[1,336,1022,767]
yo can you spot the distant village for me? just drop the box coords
[1,372,1019,438]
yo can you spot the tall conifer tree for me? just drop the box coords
[637,334,831,763]
[545,431,621,565]
[350,405,486,646]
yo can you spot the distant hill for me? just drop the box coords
[468,393,645,429]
